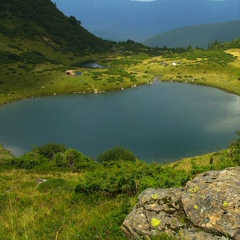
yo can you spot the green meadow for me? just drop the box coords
[0,39,239,105]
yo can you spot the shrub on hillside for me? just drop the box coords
[54,148,96,171]
[0,146,15,167]
[75,161,144,197]
[33,143,67,160]
[97,146,136,164]
[11,152,46,169]
[20,51,53,64]
[75,160,189,197]
[0,51,22,63]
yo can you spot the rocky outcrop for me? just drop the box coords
[122,167,240,240]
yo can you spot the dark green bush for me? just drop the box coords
[34,143,67,160]
[107,77,117,83]
[54,148,96,171]
[0,51,22,63]
[11,151,46,169]
[20,51,50,64]
[75,160,189,197]
[75,161,143,196]
[18,64,33,71]
[97,146,136,164]
[67,16,81,26]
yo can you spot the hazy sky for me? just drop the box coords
[131,0,156,1]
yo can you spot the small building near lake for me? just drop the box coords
[65,70,83,76]
[65,70,75,76]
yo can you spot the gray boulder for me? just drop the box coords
[122,167,240,240]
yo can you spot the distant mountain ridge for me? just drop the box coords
[54,0,240,42]
[142,21,240,49]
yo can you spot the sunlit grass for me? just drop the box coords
[127,50,240,95]
[167,149,235,174]
[0,169,133,239]
[0,48,239,105]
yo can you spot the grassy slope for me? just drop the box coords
[0,169,130,239]
[0,47,239,105]
[127,48,240,95]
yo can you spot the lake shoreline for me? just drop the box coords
[1,77,240,107]
[0,81,239,162]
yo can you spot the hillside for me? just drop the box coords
[0,0,112,57]
[143,21,240,49]
[0,0,152,104]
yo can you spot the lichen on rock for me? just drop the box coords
[122,167,240,240]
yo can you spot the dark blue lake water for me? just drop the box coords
[0,82,239,163]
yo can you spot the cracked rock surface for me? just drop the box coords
[122,167,240,239]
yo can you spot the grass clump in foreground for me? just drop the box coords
[0,132,239,239]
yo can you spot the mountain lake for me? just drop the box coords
[0,81,239,163]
